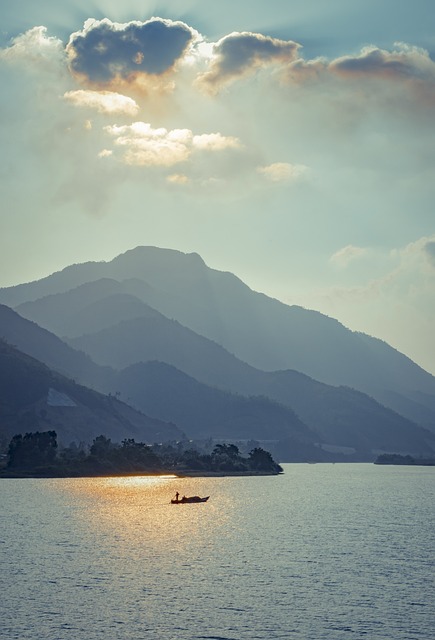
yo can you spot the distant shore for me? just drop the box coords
[0,467,283,479]
[374,453,435,466]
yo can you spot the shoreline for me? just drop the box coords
[0,468,283,479]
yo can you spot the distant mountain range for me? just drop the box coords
[1,245,435,460]
[0,338,182,449]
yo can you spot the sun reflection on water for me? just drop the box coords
[58,475,234,555]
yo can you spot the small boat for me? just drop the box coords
[171,495,209,504]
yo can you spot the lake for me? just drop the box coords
[1,464,434,639]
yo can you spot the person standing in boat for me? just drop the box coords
[175,491,180,502]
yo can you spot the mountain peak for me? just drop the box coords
[111,246,206,273]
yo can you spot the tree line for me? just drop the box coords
[2,431,283,476]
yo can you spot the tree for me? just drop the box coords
[212,443,240,458]
[120,438,161,469]
[248,447,282,473]
[212,443,246,471]
[90,435,113,458]
[7,430,58,469]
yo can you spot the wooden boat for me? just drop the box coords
[171,495,209,504]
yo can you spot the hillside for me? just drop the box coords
[2,245,435,430]
[114,361,434,457]
[0,303,113,390]
[115,360,313,442]
[0,339,183,448]
[0,305,325,456]
[1,301,434,458]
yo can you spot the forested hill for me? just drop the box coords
[0,339,182,448]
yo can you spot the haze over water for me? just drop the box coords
[1,464,434,639]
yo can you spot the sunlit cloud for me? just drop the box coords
[257,162,308,183]
[167,173,189,185]
[192,133,241,151]
[330,245,368,268]
[105,122,191,166]
[64,89,140,115]
[98,149,113,158]
[0,26,65,70]
[104,121,242,167]
[197,31,300,93]
[66,18,201,88]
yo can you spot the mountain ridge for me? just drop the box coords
[1,302,433,458]
[1,245,435,456]
[0,338,183,447]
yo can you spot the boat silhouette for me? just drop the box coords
[171,495,209,504]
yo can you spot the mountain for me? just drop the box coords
[0,339,183,448]
[2,246,435,457]
[68,316,434,456]
[15,279,164,339]
[2,302,430,457]
[0,304,326,455]
[115,360,312,442]
[0,304,322,453]
[115,361,434,457]
[0,303,112,390]
[2,246,435,431]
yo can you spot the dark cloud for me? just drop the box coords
[66,18,198,84]
[199,31,300,91]
[282,44,435,109]
[330,45,435,81]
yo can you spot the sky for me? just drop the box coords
[1,0,435,374]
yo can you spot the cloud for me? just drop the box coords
[285,43,435,107]
[0,26,65,70]
[103,121,242,168]
[63,89,139,115]
[192,133,241,151]
[424,240,435,267]
[330,43,435,82]
[257,162,308,183]
[98,149,113,158]
[66,18,200,86]
[329,245,368,268]
[197,31,300,92]
[327,236,435,301]
[167,173,189,185]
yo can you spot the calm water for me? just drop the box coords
[1,464,434,640]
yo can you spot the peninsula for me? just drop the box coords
[0,431,283,478]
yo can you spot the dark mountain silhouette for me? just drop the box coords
[0,305,326,456]
[0,303,112,390]
[115,360,312,442]
[68,314,254,377]
[15,279,164,339]
[0,339,183,447]
[2,302,430,456]
[1,246,435,456]
[115,361,434,456]
[2,246,434,430]
[68,317,433,456]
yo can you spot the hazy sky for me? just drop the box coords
[1,1,435,374]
